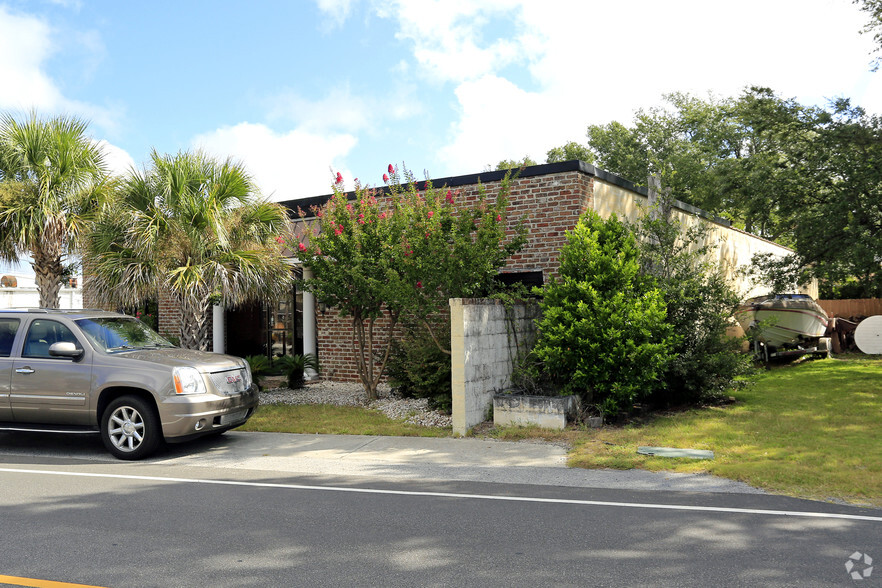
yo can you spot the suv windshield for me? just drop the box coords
[75,317,175,353]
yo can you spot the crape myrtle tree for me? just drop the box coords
[294,164,527,400]
[0,111,109,307]
[85,149,292,350]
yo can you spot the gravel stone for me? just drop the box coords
[259,380,453,428]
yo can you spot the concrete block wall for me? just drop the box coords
[450,298,540,436]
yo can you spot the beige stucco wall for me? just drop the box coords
[592,179,817,299]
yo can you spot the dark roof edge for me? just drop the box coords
[280,160,731,228]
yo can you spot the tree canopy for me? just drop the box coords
[0,111,109,307]
[545,87,882,298]
[85,149,292,349]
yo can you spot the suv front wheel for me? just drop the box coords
[101,396,162,460]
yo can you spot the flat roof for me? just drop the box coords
[278,160,731,228]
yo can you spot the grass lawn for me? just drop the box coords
[561,356,882,507]
[241,356,882,507]
[240,403,450,437]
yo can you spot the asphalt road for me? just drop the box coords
[0,431,880,587]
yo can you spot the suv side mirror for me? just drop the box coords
[48,341,84,359]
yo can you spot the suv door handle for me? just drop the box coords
[15,367,35,374]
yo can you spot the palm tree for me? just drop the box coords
[85,149,293,350]
[0,111,108,307]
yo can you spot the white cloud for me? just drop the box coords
[191,122,358,201]
[96,140,136,178]
[0,6,122,135]
[315,0,356,29]
[0,6,64,112]
[378,0,882,174]
[438,75,586,173]
[266,84,372,133]
[372,0,528,83]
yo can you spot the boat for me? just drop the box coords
[736,294,830,360]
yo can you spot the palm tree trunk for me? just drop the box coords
[31,246,63,309]
[179,294,212,351]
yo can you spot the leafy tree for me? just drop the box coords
[750,99,882,297]
[0,111,108,307]
[85,149,292,350]
[854,0,882,69]
[295,165,526,399]
[532,210,675,416]
[495,156,538,170]
[632,196,753,406]
[574,87,881,297]
[545,141,594,164]
[584,88,818,242]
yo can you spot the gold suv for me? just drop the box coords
[0,309,257,459]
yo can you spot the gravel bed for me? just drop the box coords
[258,380,453,428]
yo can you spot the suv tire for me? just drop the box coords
[101,395,162,460]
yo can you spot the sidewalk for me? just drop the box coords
[154,431,765,494]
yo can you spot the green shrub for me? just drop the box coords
[386,324,452,413]
[532,211,675,416]
[244,355,271,389]
[632,198,754,406]
[276,353,320,389]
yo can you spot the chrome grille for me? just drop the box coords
[209,368,248,395]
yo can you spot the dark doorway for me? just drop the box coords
[225,284,303,360]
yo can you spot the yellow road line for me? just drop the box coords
[0,575,107,588]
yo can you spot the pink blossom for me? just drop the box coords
[379,212,386,220]
[298,242,307,252]
[275,236,284,244]
[383,173,389,183]
[335,172,343,184]
[496,214,502,222]
[428,211,434,219]
[346,204,353,212]
[388,163,394,174]
[445,190,454,204]
[316,210,323,218]
[417,281,423,288]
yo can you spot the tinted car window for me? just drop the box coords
[76,317,173,353]
[0,318,20,357]
[22,319,82,359]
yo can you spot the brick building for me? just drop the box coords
[148,160,801,381]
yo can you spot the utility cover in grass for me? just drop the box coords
[637,446,714,459]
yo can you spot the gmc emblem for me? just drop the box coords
[226,375,242,384]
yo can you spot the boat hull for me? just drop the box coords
[736,295,829,348]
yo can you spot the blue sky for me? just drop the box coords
[0,0,880,208]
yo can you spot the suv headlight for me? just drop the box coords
[173,367,207,395]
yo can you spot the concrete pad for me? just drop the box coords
[144,432,761,494]
[637,446,715,459]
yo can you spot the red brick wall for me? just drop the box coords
[158,289,183,340]
[312,170,594,382]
